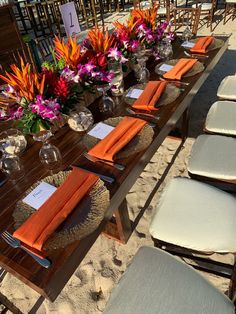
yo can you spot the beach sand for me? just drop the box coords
[1,10,236,314]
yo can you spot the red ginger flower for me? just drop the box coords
[53,76,69,100]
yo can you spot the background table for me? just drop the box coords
[0,36,228,301]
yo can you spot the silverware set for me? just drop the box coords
[184,51,209,59]
[126,107,160,122]
[83,152,125,171]
[1,231,51,268]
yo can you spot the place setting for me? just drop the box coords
[82,115,155,168]
[5,166,110,268]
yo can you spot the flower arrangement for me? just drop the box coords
[114,7,174,57]
[0,59,79,134]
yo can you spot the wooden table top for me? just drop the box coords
[0,36,229,301]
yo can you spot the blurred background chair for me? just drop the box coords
[224,0,236,24]
[191,0,217,31]
[171,7,201,36]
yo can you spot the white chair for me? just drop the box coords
[217,76,236,101]
[205,100,236,136]
[104,246,235,314]
[187,134,236,183]
[149,177,236,298]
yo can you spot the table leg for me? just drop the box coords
[181,107,189,142]
[103,199,133,244]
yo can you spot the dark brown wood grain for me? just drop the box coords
[0,36,229,301]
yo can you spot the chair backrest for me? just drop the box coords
[34,36,54,62]
[171,7,201,35]
[0,44,36,75]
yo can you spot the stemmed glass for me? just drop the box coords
[33,130,62,170]
[182,21,193,43]
[158,38,173,61]
[134,46,150,84]
[97,84,115,113]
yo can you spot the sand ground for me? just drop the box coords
[1,8,236,314]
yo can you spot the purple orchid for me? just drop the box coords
[30,95,60,121]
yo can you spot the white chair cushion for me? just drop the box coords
[217,76,236,100]
[192,2,213,9]
[149,177,236,252]
[104,247,234,314]
[188,134,236,181]
[205,100,236,136]
[157,7,167,14]
[226,0,236,3]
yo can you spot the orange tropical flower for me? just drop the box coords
[0,59,45,102]
[131,7,158,30]
[113,17,139,40]
[87,28,116,54]
[54,36,84,70]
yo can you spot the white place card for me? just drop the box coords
[23,182,57,210]
[159,64,174,72]
[126,88,143,99]
[60,2,81,37]
[88,122,114,140]
[181,41,195,48]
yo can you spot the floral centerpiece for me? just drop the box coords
[0,59,77,134]
[114,7,174,59]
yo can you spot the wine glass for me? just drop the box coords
[134,46,150,84]
[33,130,62,170]
[159,38,173,61]
[182,20,193,43]
[97,84,115,113]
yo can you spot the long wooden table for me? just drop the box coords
[0,37,228,301]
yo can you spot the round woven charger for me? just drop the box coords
[155,59,205,77]
[83,117,154,160]
[13,171,110,251]
[188,38,224,52]
[123,83,181,107]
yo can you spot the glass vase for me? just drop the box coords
[33,130,62,170]
[108,61,124,96]
[0,135,24,180]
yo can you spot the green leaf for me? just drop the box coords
[31,120,40,134]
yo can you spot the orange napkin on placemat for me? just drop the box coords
[88,116,146,162]
[163,58,197,80]
[132,81,167,111]
[190,36,214,54]
[13,168,98,256]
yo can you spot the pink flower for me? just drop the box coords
[30,95,60,121]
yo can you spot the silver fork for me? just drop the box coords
[126,107,160,122]
[83,152,125,171]
[184,51,209,59]
[1,231,51,268]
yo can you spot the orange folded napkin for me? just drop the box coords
[163,58,197,80]
[88,116,146,162]
[13,168,98,255]
[190,36,214,54]
[132,81,167,111]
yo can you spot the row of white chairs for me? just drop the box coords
[103,75,236,313]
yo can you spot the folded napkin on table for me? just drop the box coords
[163,58,197,80]
[132,81,167,111]
[88,116,146,162]
[190,36,214,54]
[13,167,98,257]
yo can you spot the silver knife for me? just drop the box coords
[72,165,115,184]
[83,152,125,171]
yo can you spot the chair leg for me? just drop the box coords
[223,3,227,24]
[229,254,236,301]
